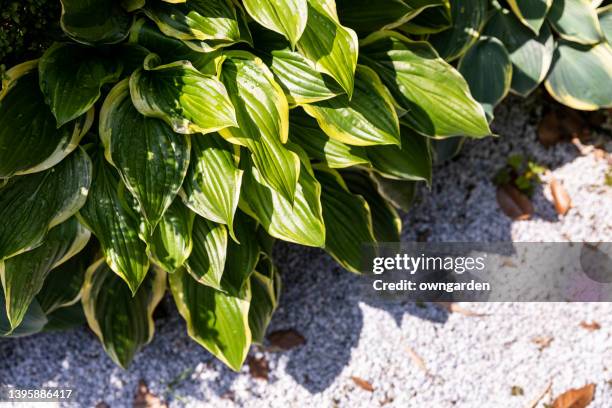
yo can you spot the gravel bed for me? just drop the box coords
[0,97,611,408]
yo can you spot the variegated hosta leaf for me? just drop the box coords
[360,31,490,139]
[0,217,90,329]
[0,293,47,337]
[0,148,91,261]
[129,19,221,74]
[506,0,552,35]
[432,136,465,163]
[185,216,227,288]
[42,302,86,332]
[219,52,300,202]
[365,126,432,183]
[266,47,344,105]
[148,199,194,273]
[239,149,326,248]
[221,211,260,296]
[289,110,370,168]
[302,66,401,146]
[143,0,242,42]
[130,55,237,135]
[82,259,166,368]
[315,167,375,273]
[77,150,150,294]
[181,134,242,238]
[297,0,359,97]
[39,43,123,126]
[342,171,401,242]
[484,9,554,97]
[243,0,308,47]
[0,61,92,178]
[122,0,145,12]
[36,245,92,314]
[169,267,251,371]
[60,0,131,45]
[100,79,190,229]
[248,257,281,343]
[428,0,487,61]
[458,37,513,116]
[600,5,612,42]
[544,41,612,110]
[370,173,418,212]
[336,0,429,34]
[399,3,451,35]
[548,0,604,45]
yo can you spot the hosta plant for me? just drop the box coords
[0,0,609,370]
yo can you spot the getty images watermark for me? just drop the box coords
[359,242,612,302]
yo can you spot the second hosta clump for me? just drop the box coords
[1,0,610,370]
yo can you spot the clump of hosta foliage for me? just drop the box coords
[0,0,610,370]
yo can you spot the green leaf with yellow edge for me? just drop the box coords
[484,9,554,97]
[180,134,242,239]
[143,0,242,42]
[428,0,487,61]
[360,31,490,139]
[0,217,90,330]
[82,259,166,368]
[0,148,91,261]
[148,199,194,273]
[302,65,400,147]
[314,166,375,273]
[100,79,190,230]
[506,0,552,34]
[169,267,251,371]
[297,0,359,97]
[598,4,612,42]
[185,216,227,289]
[60,0,131,45]
[544,40,612,110]
[220,211,260,296]
[289,110,370,168]
[0,61,92,178]
[365,125,432,183]
[399,2,451,35]
[244,0,308,47]
[341,171,401,242]
[219,52,300,202]
[548,0,604,45]
[239,148,326,248]
[458,36,513,115]
[130,54,237,135]
[0,294,47,338]
[248,256,280,343]
[39,43,123,127]
[370,173,418,212]
[77,150,150,294]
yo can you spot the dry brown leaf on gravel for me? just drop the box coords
[351,376,375,392]
[532,336,554,350]
[267,329,306,350]
[496,185,534,220]
[247,355,269,381]
[579,321,601,331]
[551,383,596,408]
[434,302,487,317]
[133,380,167,408]
[538,112,562,147]
[550,178,572,216]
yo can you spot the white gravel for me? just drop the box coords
[1,96,611,408]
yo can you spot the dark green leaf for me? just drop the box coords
[60,0,131,45]
[148,199,194,273]
[185,216,227,288]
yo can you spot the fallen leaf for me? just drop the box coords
[511,385,525,396]
[247,355,269,381]
[550,178,572,216]
[351,376,374,392]
[497,184,534,220]
[133,380,167,408]
[538,112,561,147]
[560,109,588,140]
[267,329,306,350]
[532,336,554,350]
[579,321,601,331]
[552,383,596,408]
[405,345,428,374]
[434,302,487,317]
